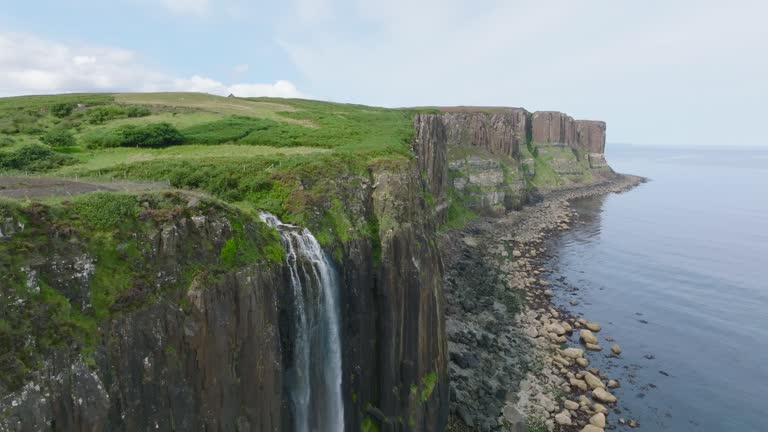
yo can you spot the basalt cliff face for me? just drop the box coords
[0,163,448,432]
[413,108,613,219]
[0,105,614,432]
[411,107,616,431]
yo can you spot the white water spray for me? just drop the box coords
[259,213,344,432]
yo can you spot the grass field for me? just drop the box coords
[0,92,420,240]
[56,144,328,174]
[114,92,308,124]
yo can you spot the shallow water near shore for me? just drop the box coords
[546,145,768,431]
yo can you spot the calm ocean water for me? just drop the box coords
[546,145,768,431]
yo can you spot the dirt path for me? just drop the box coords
[0,176,169,200]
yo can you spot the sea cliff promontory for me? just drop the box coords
[0,93,637,432]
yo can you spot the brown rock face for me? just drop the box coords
[413,110,531,217]
[575,120,610,170]
[575,120,607,153]
[531,111,576,145]
[412,107,614,215]
[439,109,530,157]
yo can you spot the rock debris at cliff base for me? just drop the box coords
[441,175,644,432]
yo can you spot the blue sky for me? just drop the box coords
[1,0,767,146]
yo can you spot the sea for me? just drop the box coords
[546,144,768,431]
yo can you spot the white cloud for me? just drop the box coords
[162,0,209,16]
[170,75,303,97]
[172,75,227,94]
[0,32,304,99]
[228,80,303,98]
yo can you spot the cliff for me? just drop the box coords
[0,94,615,432]
[413,108,614,221]
[0,165,448,432]
[410,107,616,431]
[0,194,288,431]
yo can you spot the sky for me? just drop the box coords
[1,0,766,146]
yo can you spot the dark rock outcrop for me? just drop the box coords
[413,114,449,215]
[1,168,449,432]
[0,203,286,432]
[368,162,449,431]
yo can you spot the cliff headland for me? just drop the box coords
[0,93,639,432]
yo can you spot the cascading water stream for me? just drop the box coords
[259,213,344,432]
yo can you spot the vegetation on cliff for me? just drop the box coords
[0,191,283,391]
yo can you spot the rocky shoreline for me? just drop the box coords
[442,174,646,432]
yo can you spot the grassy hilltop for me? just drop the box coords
[0,92,424,225]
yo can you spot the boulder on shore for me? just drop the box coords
[590,412,606,428]
[555,410,572,426]
[583,371,605,390]
[580,329,598,344]
[592,387,617,403]
[563,348,584,359]
[585,321,601,332]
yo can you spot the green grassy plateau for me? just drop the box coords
[0,92,421,215]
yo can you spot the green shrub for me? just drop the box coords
[0,136,14,147]
[419,372,438,402]
[361,416,380,432]
[83,123,185,149]
[117,122,185,148]
[0,111,43,134]
[50,102,75,118]
[181,116,275,144]
[84,104,151,123]
[72,193,139,229]
[86,105,127,124]
[40,129,76,147]
[0,144,75,171]
[81,129,125,149]
[126,105,151,118]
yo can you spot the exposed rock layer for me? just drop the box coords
[413,108,612,218]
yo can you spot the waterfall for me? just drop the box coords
[259,213,345,432]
